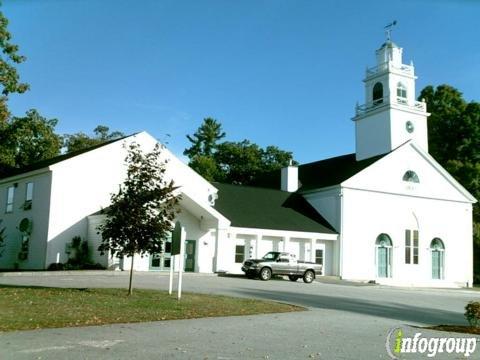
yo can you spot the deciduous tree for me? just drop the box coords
[184,119,296,184]
[0,109,62,169]
[98,142,180,295]
[0,7,29,122]
[64,125,124,153]
[419,84,480,281]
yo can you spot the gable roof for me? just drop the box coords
[212,182,337,234]
[0,135,132,180]
[253,153,386,192]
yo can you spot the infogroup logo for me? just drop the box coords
[385,326,478,359]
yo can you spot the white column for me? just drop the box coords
[255,234,260,259]
[214,228,229,272]
[283,236,290,252]
[310,238,315,262]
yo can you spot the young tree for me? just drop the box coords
[64,125,124,153]
[98,142,180,295]
[0,7,30,122]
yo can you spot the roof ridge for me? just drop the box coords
[0,132,139,180]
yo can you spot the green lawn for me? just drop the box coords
[0,286,303,332]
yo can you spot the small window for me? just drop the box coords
[235,245,245,263]
[373,82,383,105]
[405,229,419,264]
[24,183,34,210]
[397,82,407,100]
[5,186,14,213]
[315,249,324,265]
[403,171,420,183]
[165,241,172,254]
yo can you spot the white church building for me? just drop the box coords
[0,40,476,287]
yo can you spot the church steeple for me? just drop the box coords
[353,31,430,161]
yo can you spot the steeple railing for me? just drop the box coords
[355,98,426,116]
[366,62,414,77]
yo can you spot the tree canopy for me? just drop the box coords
[184,117,225,158]
[64,125,124,153]
[0,109,62,169]
[0,7,29,122]
[97,142,180,294]
[184,118,296,184]
[419,84,480,281]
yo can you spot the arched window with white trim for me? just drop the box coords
[375,234,393,278]
[372,82,383,105]
[403,170,420,183]
[430,238,445,280]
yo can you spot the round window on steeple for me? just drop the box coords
[372,82,383,105]
[406,121,414,133]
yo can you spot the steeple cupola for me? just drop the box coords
[353,32,430,161]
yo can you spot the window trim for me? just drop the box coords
[397,82,407,99]
[405,229,419,265]
[24,182,34,210]
[5,186,14,213]
[235,245,245,263]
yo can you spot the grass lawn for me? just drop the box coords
[0,286,303,332]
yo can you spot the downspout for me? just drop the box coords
[339,188,344,278]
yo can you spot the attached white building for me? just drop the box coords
[0,39,476,287]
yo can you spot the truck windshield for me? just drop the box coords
[262,252,280,261]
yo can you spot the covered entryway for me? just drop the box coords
[375,234,392,278]
[430,238,445,280]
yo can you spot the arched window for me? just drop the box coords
[376,233,392,247]
[373,82,383,105]
[403,170,420,183]
[431,238,444,250]
[430,238,445,279]
[397,82,407,104]
[375,234,392,278]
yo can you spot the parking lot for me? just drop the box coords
[1,272,479,359]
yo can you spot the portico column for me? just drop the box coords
[214,227,229,272]
[310,238,315,262]
[255,234,260,259]
[283,236,290,252]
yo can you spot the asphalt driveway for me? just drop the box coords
[1,272,479,359]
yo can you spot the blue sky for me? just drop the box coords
[4,0,480,163]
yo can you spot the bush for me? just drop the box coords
[465,301,480,327]
[47,263,64,271]
[47,261,105,271]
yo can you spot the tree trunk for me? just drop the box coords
[128,255,134,296]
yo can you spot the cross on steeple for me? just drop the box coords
[384,20,397,41]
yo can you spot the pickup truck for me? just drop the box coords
[241,251,322,283]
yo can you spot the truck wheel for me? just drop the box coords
[259,267,272,281]
[288,275,299,282]
[303,270,315,283]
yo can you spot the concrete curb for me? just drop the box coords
[0,270,217,277]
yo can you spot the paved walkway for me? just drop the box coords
[1,272,479,359]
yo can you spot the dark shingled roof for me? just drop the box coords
[0,135,132,180]
[253,153,386,192]
[212,182,336,234]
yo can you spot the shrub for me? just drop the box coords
[47,263,64,271]
[465,301,480,327]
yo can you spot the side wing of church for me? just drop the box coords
[0,39,476,287]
